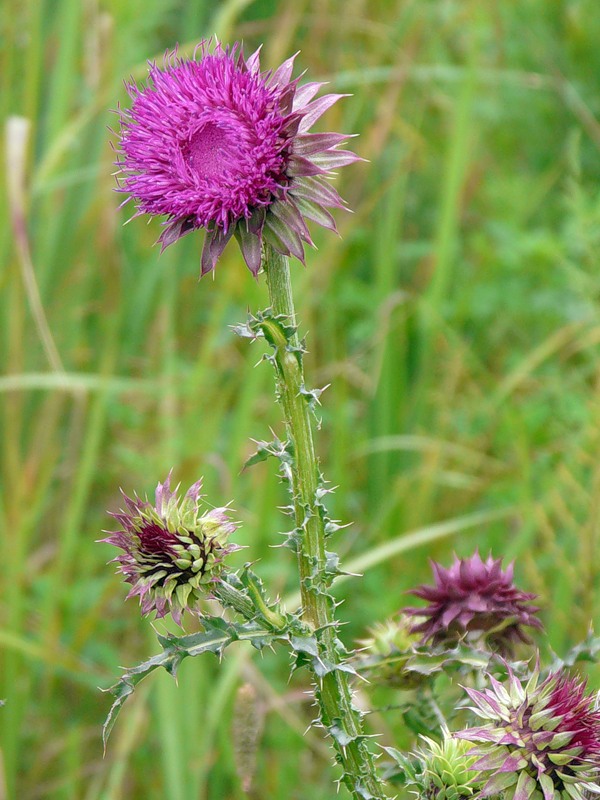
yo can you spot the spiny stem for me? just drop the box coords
[262,244,389,800]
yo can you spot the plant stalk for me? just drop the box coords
[263,245,388,799]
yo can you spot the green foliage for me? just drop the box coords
[102,616,278,748]
[2,0,600,798]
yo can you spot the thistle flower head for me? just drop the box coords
[456,664,600,799]
[400,733,483,799]
[102,473,240,624]
[115,40,360,275]
[403,551,542,654]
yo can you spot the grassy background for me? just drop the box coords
[2,0,600,797]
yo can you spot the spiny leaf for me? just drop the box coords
[279,526,303,552]
[242,436,293,470]
[299,382,329,409]
[551,630,600,670]
[403,642,493,678]
[103,618,276,748]
[330,721,357,747]
[231,320,262,340]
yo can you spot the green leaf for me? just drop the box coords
[103,617,276,749]
[551,630,600,670]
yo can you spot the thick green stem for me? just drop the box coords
[263,245,388,800]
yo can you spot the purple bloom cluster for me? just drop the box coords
[404,552,542,654]
[115,40,359,275]
[102,473,239,624]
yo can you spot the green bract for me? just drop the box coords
[392,733,483,799]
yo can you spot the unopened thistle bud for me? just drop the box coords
[404,551,542,655]
[456,664,600,799]
[357,615,424,689]
[102,473,240,624]
[400,733,483,799]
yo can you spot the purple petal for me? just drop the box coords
[291,195,338,233]
[280,111,304,137]
[158,216,196,251]
[185,479,203,503]
[291,176,345,209]
[298,94,348,133]
[155,470,174,512]
[268,52,298,88]
[462,687,504,717]
[269,198,313,244]
[513,770,536,800]
[538,773,556,800]
[481,771,518,797]
[277,79,301,115]
[287,154,329,177]
[455,727,503,744]
[441,602,463,626]
[245,45,262,74]
[264,214,305,263]
[234,224,262,276]
[293,81,328,109]
[310,149,364,169]
[200,227,234,276]
[496,754,528,772]
[293,132,354,155]
[247,206,266,236]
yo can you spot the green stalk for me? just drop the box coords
[262,245,388,800]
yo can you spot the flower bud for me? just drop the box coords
[401,733,483,799]
[102,472,240,624]
[357,615,424,689]
[404,551,542,655]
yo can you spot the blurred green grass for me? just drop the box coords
[2,0,600,797]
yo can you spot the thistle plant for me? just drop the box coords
[102,38,600,800]
[356,616,426,689]
[105,39,386,799]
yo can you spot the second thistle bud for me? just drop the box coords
[357,616,425,689]
[102,472,240,624]
[394,733,483,799]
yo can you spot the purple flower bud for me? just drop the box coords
[114,40,361,275]
[101,472,240,624]
[403,551,542,655]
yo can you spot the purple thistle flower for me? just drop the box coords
[456,664,600,800]
[101,472,240,624]
[115,40,360,276]
[403,551,542,655]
